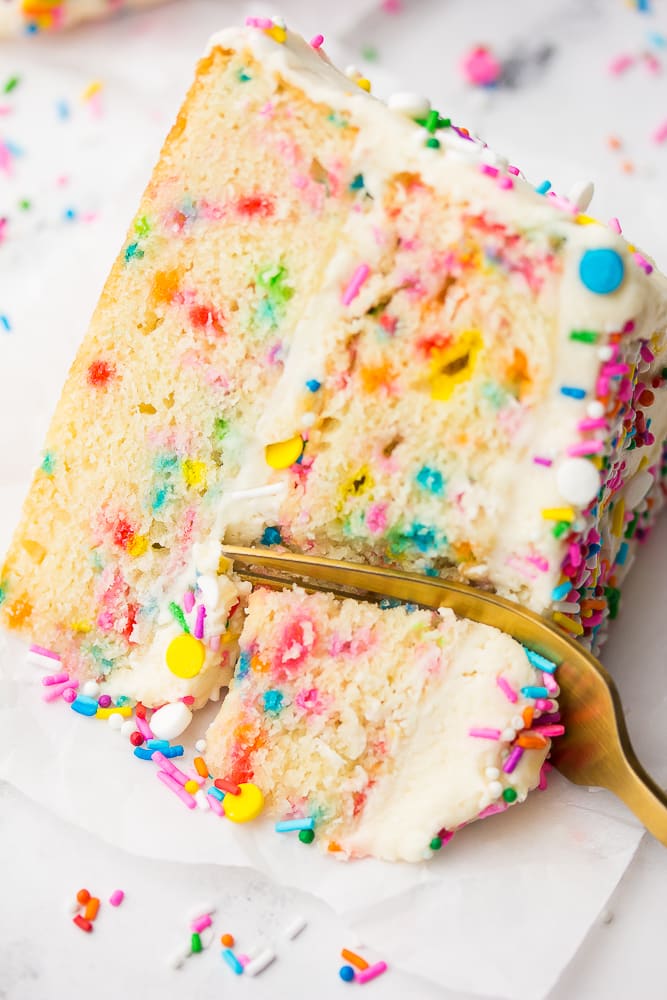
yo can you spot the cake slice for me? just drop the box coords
[0,0,166,35]
[205,586,557,862]
[1,21,666,716]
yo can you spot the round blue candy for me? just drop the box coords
[339,965,355,982]
[579,248,624,294]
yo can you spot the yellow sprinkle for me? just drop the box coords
[430,329,482,401]
[184,780,200,795]
[265,434,303,469]
[127,534,148,558]
[575,214,601,226]
[541,507,575,522]
[357,77,371,92]
[166,633,206,679]
[638,456,649,472]
[70,620,92,634]
[553,612,584,636]
[96,704,133,719]
[81,80,103,101]
[611,498,625,537]
[182,459,207,488]
[222,782,265,823]
[265,25,286,43]
[220,630,241,646]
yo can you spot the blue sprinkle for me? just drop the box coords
[521,685,549,699]
[0,315,11,333]
[616,541,629,565]
[524,648,558,674]
[25,22,38,33]
[535,180,551,195]
[560,386,587,399]
[425,566,439,577]
[305,378,321,392]
[579,248,624,295]
[236,650,251,680]
[146,739,170,750]
[262,689,284,714]
[208,787,225,801]
[275,817,315,833]
[647,31,666,48]
[349,173,365,190]
[587,542,601,555]
[70,695,98,717]
[115,695,131,707]
[405,523,438,553]
[56,99,70,120]
[4,139,23,158]
[221,949,244,975]
[63,208,77,222]
[133,746,155,760]
[415,465,445,495]
[162,745,184,758]
[261,525,282,545]
[339,965,355,982]
[551,581,573,601]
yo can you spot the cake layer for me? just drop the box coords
[1,23,666,709]
[0,0,165,35]
[205,586,555,862]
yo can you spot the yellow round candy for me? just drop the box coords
[165,633,206,679]
[265,435,303,470]
[184,780,199,795]
[222,782,265,823]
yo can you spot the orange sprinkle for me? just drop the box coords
[517,733,548,749]
[621,160,635,174]
[84,897,100,921]
[76,888,90,905]
[580,599,606,610]
[220,933,235,948]
[522,706,534,729]
[607,134,623,151]
[327,841,343,853]
[341,949,369,970]
[193,756,209,778]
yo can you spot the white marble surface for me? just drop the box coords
[1,1,666,998]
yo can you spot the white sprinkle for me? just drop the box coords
[27,649,62,669]
[511,715,525,731]
[270,14,286,28]
[552,601,581,613]
[81,680,100,698]
[387,91,431,119]
[624,470,654,510]
[597,345,614,361]
[345,64,360,80]
[300,412,316,428]
[195,739,207,753]
[150,702,193,741]
[65,899,80,915]
[488,781,503,799]
[187,902,217,921]
[568,179,594,212]
[480,147,508,170]
[282,915,307,940]
[587,400,605,419]
[224,483,287,502]
[196,575,220,610]
[195,790,210,811]
[167,945,191,970]
[119,719,136,736]
[484,766,500,780]
[501,728,517,742]
[199,927,215,949]
[244,947,277,977]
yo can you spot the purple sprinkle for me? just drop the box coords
[194,604,206,640]
[533,456,553,467]
[503,746,524,774]
[98,694,112,708]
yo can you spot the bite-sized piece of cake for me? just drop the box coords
[205,586,558,862]
[0,0,166,35]
[1,22,666,710]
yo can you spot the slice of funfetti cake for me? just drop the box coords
[205,586,558,862]
[1,20,666,712]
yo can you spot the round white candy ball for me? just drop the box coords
[623,470,654,510]
[81,680,100,698]
[556,457,600,506]
[195,739,207,753]
[150,701,193,741]
[488,781,503,799]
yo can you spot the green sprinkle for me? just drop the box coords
[213,416,230,445]
[124,242,144,263]
[429,836,443,851]
[552,520,570,539]
[425,137,441,149]
[191,932,202,954]
[168,601,190,634]
[237,67,252,82]
[439,116,451,128]
[425,109,440,133]
[624,513,639,539]
[605,585,621,620]
[18,198,31,211]
[0,581,7,606]
[569,330,599,343]
[503,788,518,803]
[40,450,55,476]
[4,75,20,94]
[349,173,365,191]
[134,215,151,237]
[361,45,378,61]
[298,828,315,844]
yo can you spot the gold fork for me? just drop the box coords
[222,544,667,846]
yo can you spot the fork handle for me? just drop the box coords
[612,755,667,846]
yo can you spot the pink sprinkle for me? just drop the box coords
[497,175,514,190]
[30,643,60,660]
[602,362,629,377]
[535,698,552,711]
[43,679,77,702]
[183,591,195,613]
[192,913,212,933]
[341,263,370,306]
[135,714,153,740]
[538,762,552,791]
[156,770,196,809]
[532,724,565,737]
[533,455,553,467]
[478,801,508,819]
[42,672,69,686]
[525,555,550,572]
[366,501,388,534]
[310,34,324,49]
[608,217,622,234]
[651,118,667,144]
[438,828,455,846]
[109,890,124,907]
[356,962,388,985]
[479,163,498,178]
[237,954,251,968]
[62,687,78,704]
[207,794,224,816]
[151,751,189,786]
[568,543,583,568]
[507,164,520,175]
[503,745,524,773]
[543,671,559,694]
[608,54,634,76]
[577,417,607,432]
[547,192,577,214]
[209,635,221,652]
[194,604,206,640]
[468,727,501,740]
[633,251,653,275]
[182,695,195,706]
[567,439,604,456]
[496,676,518,703]
[245,16,273,28]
